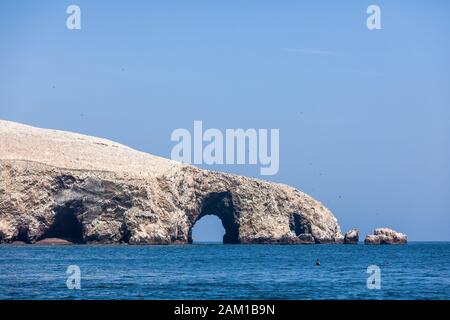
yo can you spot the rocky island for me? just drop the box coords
[0,120,405,245]
[364,228,407,245]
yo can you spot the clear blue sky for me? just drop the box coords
[1,0,449,241]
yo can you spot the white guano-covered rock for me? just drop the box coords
[0,120,343,244]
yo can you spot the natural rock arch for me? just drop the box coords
[0,120,345,245]
[188,192,240,244]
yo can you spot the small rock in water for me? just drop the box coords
[364,228,407,245]
[11,241,27,245]
[344,228,359,244]
[297,233,315,244]
[35,238,74,245]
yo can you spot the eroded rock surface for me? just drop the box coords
[364,228,407,245]
[0,120,343,244]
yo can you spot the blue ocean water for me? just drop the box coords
[0,242,449,300]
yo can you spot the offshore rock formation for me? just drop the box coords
[0,120,343,245]
[344,229,359,244]
[364,228,407,245]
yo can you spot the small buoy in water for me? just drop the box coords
[316,259,321,266]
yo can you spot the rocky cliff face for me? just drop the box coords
[0,120,343,244]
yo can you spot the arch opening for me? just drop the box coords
[41,200,85,243]
[191,215,225,243]
[189,192,240,244]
